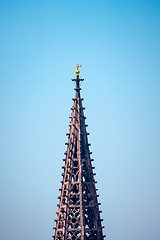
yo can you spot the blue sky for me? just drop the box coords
[0,1,160,240]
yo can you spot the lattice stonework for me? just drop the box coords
[53,68,105,240]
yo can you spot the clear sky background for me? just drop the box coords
[0,0,160,240]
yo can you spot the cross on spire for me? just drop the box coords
[72,65,84,90]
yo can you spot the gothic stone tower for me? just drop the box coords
[53,65,105,240]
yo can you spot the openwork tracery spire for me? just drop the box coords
[53,65,105,240]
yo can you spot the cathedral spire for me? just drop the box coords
[53,67,105,240]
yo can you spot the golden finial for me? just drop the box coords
[75,64,82,76]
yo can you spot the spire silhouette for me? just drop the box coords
[53,66,105,240]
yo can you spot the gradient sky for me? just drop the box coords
[0,1,160,240]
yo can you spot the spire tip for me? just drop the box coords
[75,64,82,76]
